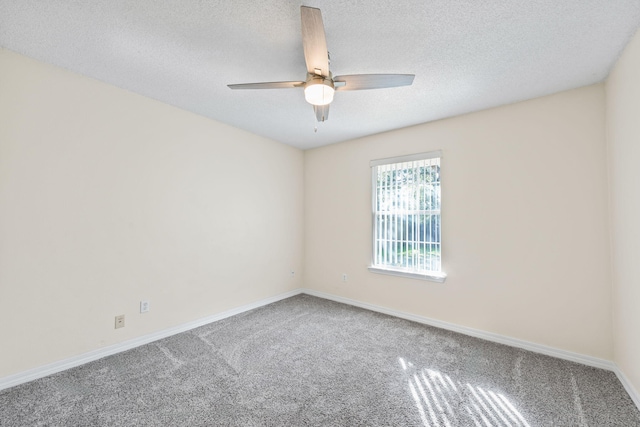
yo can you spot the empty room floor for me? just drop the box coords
[1,295,638,426]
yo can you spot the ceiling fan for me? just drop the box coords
[227,6,415,122]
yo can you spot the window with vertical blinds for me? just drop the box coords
[368,151,446,282]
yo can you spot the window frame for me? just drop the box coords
[368,150,447,283]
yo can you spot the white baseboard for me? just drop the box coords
[301,289,615,371]
[614,366,640,411]
[0,288,303,392]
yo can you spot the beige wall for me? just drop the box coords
[304,84,612,359]
[0,48,304,378]
[2,40,631,382]
[606,29,640,398]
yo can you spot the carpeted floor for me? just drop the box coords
[1,294,639,426]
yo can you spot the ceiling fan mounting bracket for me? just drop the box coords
[306,72,333,85]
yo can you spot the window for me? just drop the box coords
[368,151,446,282]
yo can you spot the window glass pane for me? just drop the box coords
[372,154,441,274]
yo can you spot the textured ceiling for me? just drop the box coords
[1,1,639,149]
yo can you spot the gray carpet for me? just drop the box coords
[1,294,638,426]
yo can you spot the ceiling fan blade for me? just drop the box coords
[301,6,330,77]
[227,81,304,90]
[334,74,415,91]
[313,104,329,122]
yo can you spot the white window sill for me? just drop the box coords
[368,266,447,283]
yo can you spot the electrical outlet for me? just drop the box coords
[290,270,295,278]
[342,273,348,282]
[140,300,150,313]
[115,314,125,329]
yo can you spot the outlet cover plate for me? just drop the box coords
[115,314,125,329]
[140,300,150,313]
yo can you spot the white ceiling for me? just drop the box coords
[1,1,639,149]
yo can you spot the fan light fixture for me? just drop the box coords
[304,77,334,106]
